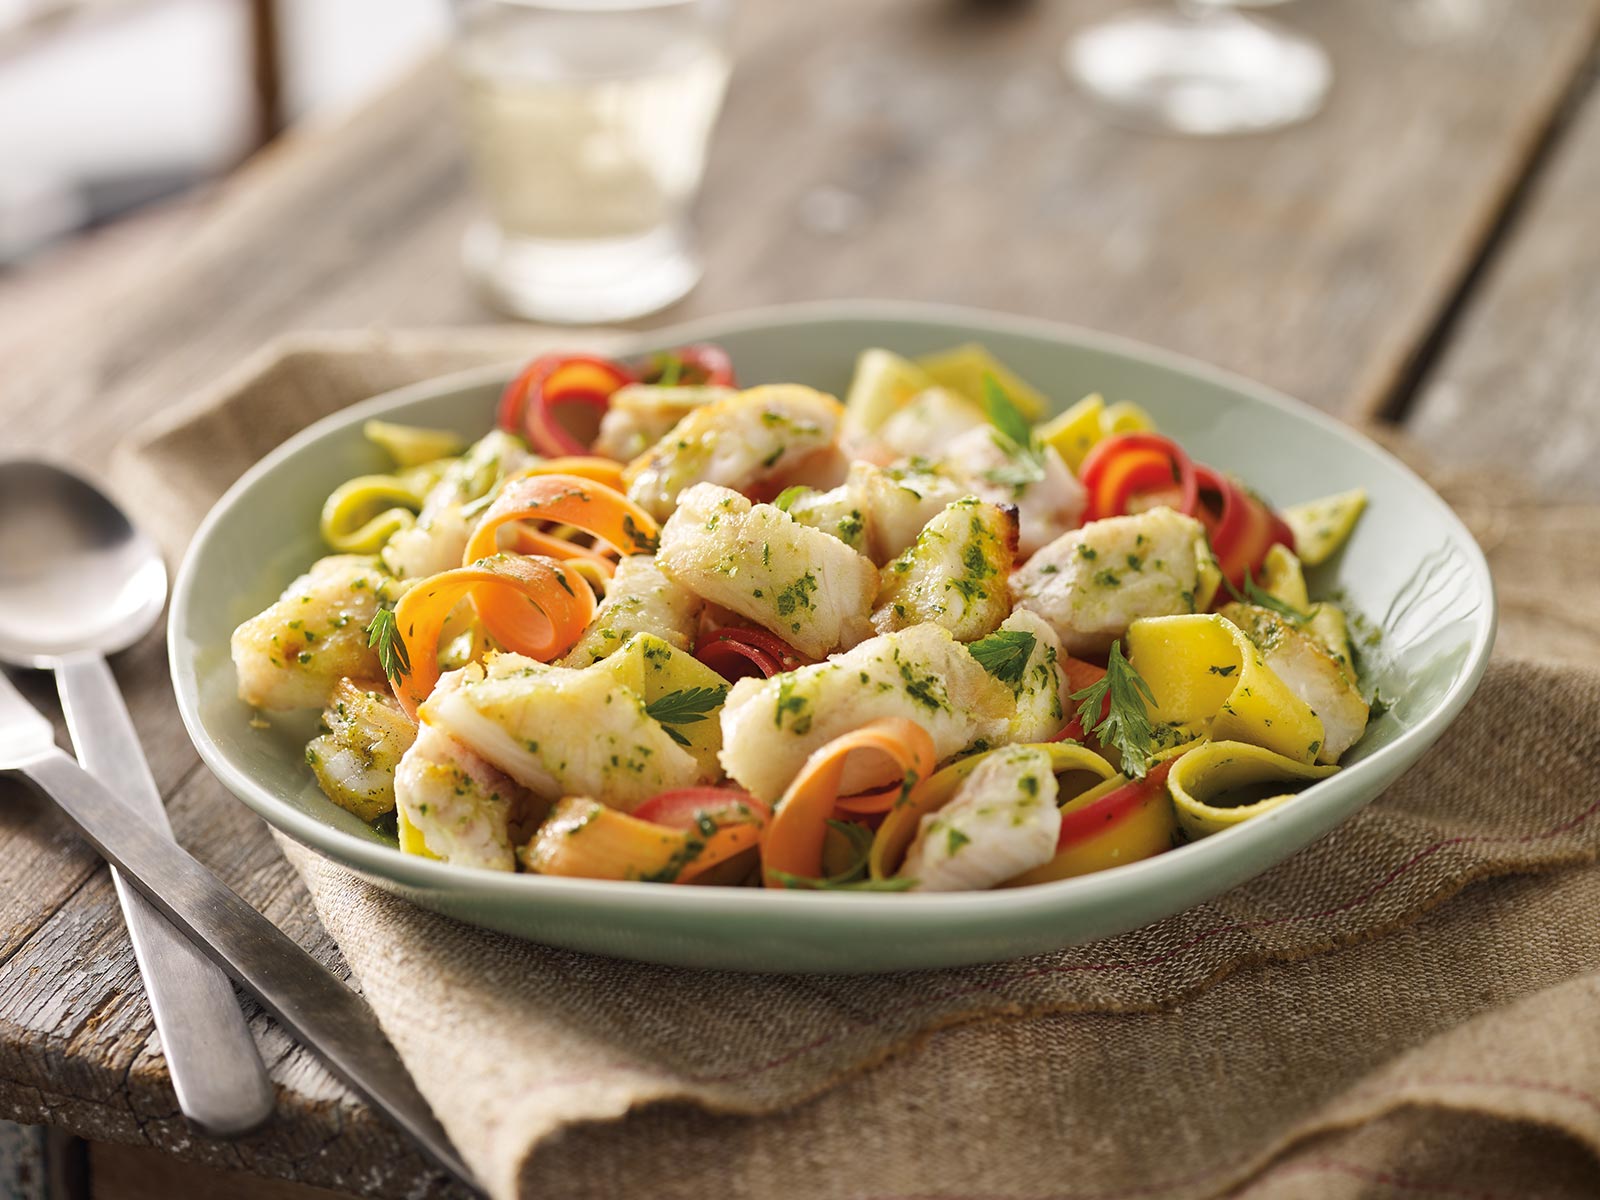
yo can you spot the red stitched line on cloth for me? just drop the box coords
[538,797,1600,1092]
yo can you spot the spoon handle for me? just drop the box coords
[56,653,275,1137]
[6,745,478,1194]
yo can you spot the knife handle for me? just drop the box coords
[8,746,477,1194]
[56,653,275,1137]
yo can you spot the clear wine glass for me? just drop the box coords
[1065,0,1332,136]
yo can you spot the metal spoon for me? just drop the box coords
[0,458,274,1136]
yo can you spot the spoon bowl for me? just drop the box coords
[0,459,168,666]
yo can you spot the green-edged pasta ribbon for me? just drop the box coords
[363,419,466,467]
[1126,614,1324,764]
[320,474,426,553]
[1168,741,1337,839]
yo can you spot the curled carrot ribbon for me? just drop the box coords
[761,718,936,888]
[463,473,660,566]
[392,554,596,718]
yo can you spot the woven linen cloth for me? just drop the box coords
[116,331,1600,1200]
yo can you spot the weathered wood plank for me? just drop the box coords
[9,0,1600,474]
[1405,67,1600,498]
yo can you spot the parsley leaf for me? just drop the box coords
[983,374,1034,449]
[982,374,1046,490]
[1225,573,1312,625]
[1069,640,1157,779]
[365,604,411,681]
[644,686,728,745]
[967,628,1037,690]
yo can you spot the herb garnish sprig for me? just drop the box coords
[968,628,1037,690]
[1069,639,1158,779]
[645,686,728,747]
[1224,572,1312,625]
[981,375,1047,491]
[366,603,411,681]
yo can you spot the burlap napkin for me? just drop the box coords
[116,331,1600,1200]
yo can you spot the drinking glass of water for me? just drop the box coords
[451,0,732,323]
[1066,0,1330,136]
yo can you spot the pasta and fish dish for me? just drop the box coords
[230,343,1370,892]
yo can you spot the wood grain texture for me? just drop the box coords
[0,0,1597,1192]
[9,0,1600,473]
[1406,67,1600,498]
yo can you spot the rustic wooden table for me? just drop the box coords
[2,0,1599,1195]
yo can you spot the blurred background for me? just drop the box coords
[0,0,449,265]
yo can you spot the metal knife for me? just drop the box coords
[0,670,478,1195]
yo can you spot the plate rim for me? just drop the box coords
[168,299,1497,923]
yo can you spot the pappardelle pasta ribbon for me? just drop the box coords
[1126,614,1325,765]
[1166,740,1337,840]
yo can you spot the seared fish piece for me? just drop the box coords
[718,623,1014,802]
[382,430,531,579]
[1220,602,1370,763]
[993,610,1068,744]
[420,653,700,812]
[872,498,1018,641]
[305,678,417,821]
[898,745,1061,891]
[622,385,843,520]
[781,485,869,555]
[394,717,526,871]
[592,384,734,463]
[656,483,878,659]
[875,388,986,461]
[943,426,1086,557]
[231,554,387,711]
[1011,506,1212,657]
[558,554,704,667]
[852,460,971,563]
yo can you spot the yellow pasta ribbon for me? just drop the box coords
[320,474,425,553]
[1167,741,1337,839]
[363,419,465,467]
[1126,614,1324,764]
[590,634,730,781]
[1257,544,1310,612]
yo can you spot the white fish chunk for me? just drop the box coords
[305,678,417,821]
[1011,506,1210,657]
[943,426,1086,557]
[875,388,986,461]
[231,554,387,711]
[558,554,704,667]
[872,498,1018,641]
[993,610,1068,744]
[382,430,531,578]
[622,385,843,520]
[898,745,1061,891]
[420,653,700,812]
[851,460,972,563]
[394,717,525,871]
[656,483,879,659]
[718,623,1015,802]
[592,384,734,463]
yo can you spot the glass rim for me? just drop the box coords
[459,0,714,12]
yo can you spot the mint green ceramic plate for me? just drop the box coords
[169,302,1494,973]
